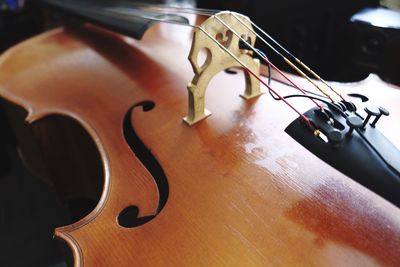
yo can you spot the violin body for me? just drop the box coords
[1,19,400,266]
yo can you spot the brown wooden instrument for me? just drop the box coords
[0,3,399,266]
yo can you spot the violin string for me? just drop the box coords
[213,15,324,111]
[141,5,343,104]
[141,4,322,101]
[137,6,329,104]
[101,7,314,128]
[194,25,314,128]
[248,15,346,101]
[127,5,325,109]
[138,6,214,17]
[254,23,346,101]
[113,2,343,103]
[229,12,337,102]
[111,3,327,103]
[273,77,330,100]
[231,13,346,101]
[113,1,218,16]
[293,58,346,101]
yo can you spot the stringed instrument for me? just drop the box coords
[0,0,399,266]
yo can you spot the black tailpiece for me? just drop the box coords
[286,101,400,207]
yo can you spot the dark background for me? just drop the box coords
[199,0,400,85]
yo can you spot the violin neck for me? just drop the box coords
[42,0,158,39]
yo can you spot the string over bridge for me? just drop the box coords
[183,12,262,125]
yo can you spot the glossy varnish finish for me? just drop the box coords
[0,21,399,266]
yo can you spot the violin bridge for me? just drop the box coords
[183,11,262,126]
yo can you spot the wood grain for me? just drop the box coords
[0,22,399,267]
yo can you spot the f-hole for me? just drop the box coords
[118,100,169,228]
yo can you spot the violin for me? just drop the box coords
[0,0,399,266]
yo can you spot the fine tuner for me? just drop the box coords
[42,0,400,207]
